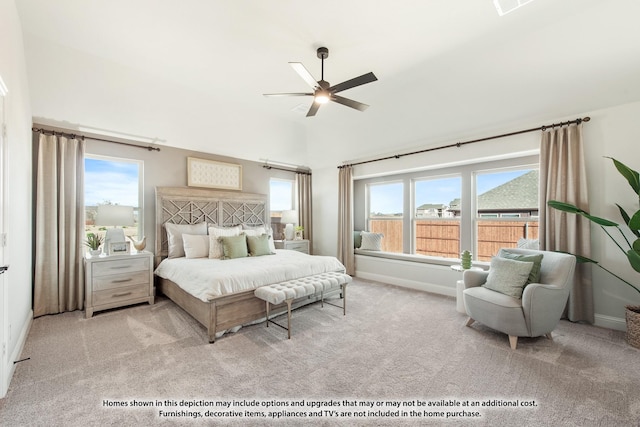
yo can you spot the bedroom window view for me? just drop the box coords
[475,168,539,261]
[269,178,294,240]
[414,176,462,258]
[368,182,403,253]
[84,156,142,244]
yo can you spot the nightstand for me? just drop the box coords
[274,239,310,254]
[84,251,154,318]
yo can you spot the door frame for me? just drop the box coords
[0,74,8,397]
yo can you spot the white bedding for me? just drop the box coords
[154,249,346,302]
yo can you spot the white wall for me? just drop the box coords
[0,0,34,398]
[309,101,640,331]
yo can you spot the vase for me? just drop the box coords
[625,305,640,349]
[90,248,101,257]
[461,250,472,269]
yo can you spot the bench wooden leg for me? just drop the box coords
[265,300,270,328]
[342,283,347,316]
[286,299,292,339]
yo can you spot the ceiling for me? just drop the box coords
[15,0,640,169]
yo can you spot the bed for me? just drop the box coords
[153,186,346,342]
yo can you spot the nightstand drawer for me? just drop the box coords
[92,283,150,306]
[92,257,149,277]
[93,271,150,291]
[286,242,308,252]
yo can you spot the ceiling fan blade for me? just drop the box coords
[289,62,319,89]
[263,93,313,97]
[306,102,321,117]
[331,95,369,111]
[329,72,378,94]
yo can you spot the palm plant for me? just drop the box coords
[548,157,640,295]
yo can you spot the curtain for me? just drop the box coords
[34,132,86,317]
[338,166,355,275]
[539,124,593,323]
[296,172,313,254]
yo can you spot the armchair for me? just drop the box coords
[462,248,576,350]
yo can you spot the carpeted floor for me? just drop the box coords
[0,278,638,426]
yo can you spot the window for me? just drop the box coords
[354,155,538,262]
[367,182,403,253]
[414,176,461,258]
[475,168,539,261]
[269,178,294,240]
[84,155,143,240]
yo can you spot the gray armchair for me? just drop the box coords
[462,248,576,350]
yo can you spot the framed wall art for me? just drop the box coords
[187,157,243,191]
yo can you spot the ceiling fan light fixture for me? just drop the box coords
[314,92,330,104]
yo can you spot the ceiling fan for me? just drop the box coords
[263,47,378,117]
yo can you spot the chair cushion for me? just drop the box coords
[483,256,534,298]
[499,249,543,284]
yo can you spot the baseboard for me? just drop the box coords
[1,310,32,399]
[594,313,626,332]
[355,271,456,297]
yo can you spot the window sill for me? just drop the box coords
[354,249,490,269]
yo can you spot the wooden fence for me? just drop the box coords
[369,219,538,260]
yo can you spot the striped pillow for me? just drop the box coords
[360,231,384,251]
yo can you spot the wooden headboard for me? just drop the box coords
[155,187,268,262]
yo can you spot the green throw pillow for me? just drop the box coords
[247,234,273,257]
[499,250,544,284]
[218,234,248,259]
[483,256,534,299]
[354,231,362,249]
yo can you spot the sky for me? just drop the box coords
[85,158,140,207]
[270,179,293,211]
[370,169,531,214]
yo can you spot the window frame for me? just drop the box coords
[366,180,405,253]
[354,155,539,263]
[84,154,144,239]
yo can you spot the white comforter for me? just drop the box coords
[154,250,346,302]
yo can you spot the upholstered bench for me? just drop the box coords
[254,271,352,339]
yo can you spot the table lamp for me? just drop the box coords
[281,210,298,241]
[96,205,135,255]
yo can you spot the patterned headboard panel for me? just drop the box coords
[155,187,267,261]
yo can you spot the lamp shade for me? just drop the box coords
[96,205,135,227]
[281,210,298,225]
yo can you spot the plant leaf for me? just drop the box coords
[547,200,582,213]
[607,157,640,195]
[616,204,640,237]
[548,200,619,226]
[627,249,640,273]
[633,238,640,253]
[629,210,640,231]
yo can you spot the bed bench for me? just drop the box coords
[254,271,352,339]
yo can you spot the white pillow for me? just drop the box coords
[182,234,210,259]
[165,222,207,258]
[243,226,266,237]
[360,231,384,251]
[517,238,540,250]
[208,225,242,259]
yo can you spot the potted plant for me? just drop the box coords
[548,157,640,348]
[84,232,103,256]
[294,225,304,240]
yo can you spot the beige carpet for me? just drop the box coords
[1,278,638,426]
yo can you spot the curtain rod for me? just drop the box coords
[32,127,161,152]
[262,164,312,175]
[338,116,590,169]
